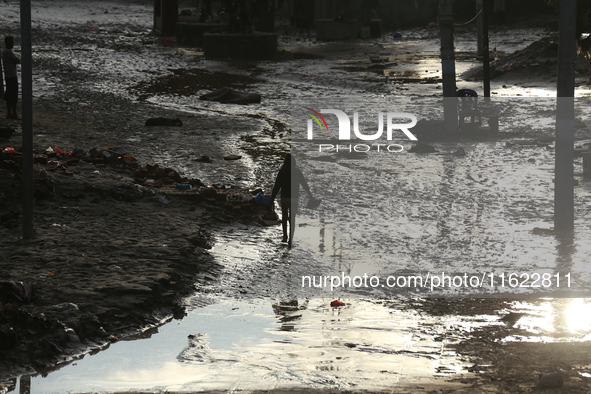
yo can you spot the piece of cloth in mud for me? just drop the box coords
[199,87,261,104]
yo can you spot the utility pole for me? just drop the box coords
[21,0,34,239]
[555,0,577,232]
[440,0,457,133]
[482,0,490,97]
[476,0,483,56]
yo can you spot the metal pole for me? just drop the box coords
[440,0,457,133]
[476,0,483,56]
[482,0,490,97]
[20,0,34,239]
[555,0,576,232]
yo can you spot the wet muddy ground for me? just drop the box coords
[2,0,591,393]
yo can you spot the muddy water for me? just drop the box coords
[4,0,591,391]
[13,297,591,393]
[18,298,480,393]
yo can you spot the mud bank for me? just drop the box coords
[0,139,216,378]
[2,0,591,393]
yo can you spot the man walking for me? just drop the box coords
[2,36,20,120]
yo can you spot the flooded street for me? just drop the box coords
[3,0,591,393]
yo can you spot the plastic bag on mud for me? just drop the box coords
[254,192,271,206]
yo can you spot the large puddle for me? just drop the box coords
[7,295,591,393]
[4,1,591,392]
[10,298,478,393]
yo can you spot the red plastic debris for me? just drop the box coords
[54,147,63,154]
[330,300,346,308]
[2,147,14,153]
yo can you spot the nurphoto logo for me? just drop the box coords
[303,108,418,153]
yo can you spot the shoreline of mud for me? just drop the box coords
[2,0,591,392]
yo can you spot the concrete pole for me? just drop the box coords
[555,0,576,232]
[476,0,483,56]
[440,0,457,133]
[482,0,490,97]
[20,0,34,239]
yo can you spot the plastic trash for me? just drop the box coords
[330,300,346,307]
[254,192,271,206]
[176,183,192,190]
[159,196,172,204]
[2,147,14,154]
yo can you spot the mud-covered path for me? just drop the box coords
[3,1,591,393]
